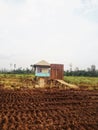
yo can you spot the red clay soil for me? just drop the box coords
[0,89,98,130]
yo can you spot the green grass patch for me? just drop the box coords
[64,76,98,90]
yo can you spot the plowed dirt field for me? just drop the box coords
[0,89,98,130]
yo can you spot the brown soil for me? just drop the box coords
[0,88,98,130]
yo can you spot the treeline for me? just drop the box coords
[64,65,98,77]
[64,70,98,77]
[0,65,98,77]
[0,68,34,74]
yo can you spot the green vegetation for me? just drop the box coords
[0,73,34,77]
[64,65,98,77]
[0,74,98,90]
[0,67,34,75]
[64,76,98,90]
[0,74,35,90]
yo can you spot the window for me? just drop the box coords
[37,67,42,73]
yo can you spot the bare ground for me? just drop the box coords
[0,88,98,130]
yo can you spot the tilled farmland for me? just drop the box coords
[0,89,98,130]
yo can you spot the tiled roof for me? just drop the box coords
[34,60,50,66]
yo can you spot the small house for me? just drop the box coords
[33,60,50,77]
[33,60,64,87]
[33,60,64,80]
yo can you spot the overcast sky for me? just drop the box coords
[0,0,98,70]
